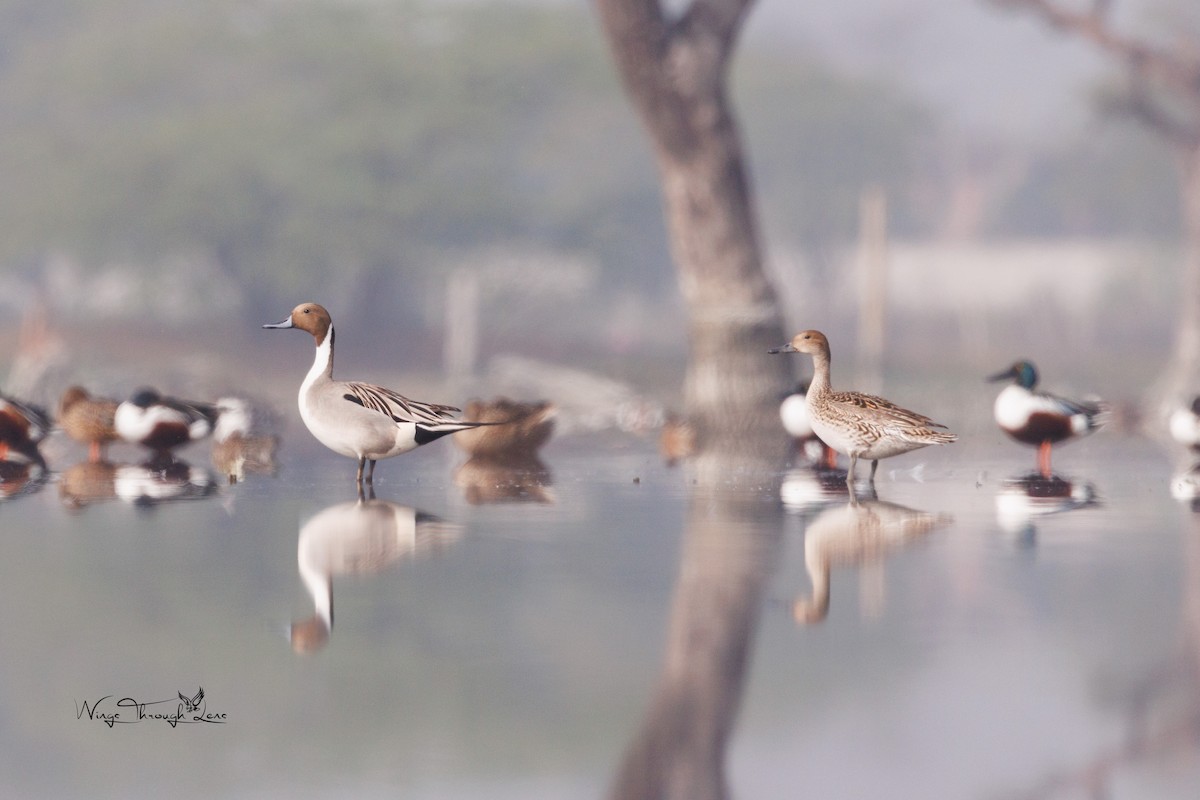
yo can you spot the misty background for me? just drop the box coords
[0,0,1192,410]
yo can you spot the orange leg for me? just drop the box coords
[1037,441,1053,478]
[824,445,838,470]
[88,441,102,463]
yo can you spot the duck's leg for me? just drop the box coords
[869,459,879,483]
[88,441,102,463]
[1037,442,1052,478]
[846,454,857,488]
[365,459,377,484]
[355,456,366,485]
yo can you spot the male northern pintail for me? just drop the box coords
[768,330,957,487]
[1169,396,1200,452]
[264,302,494,486]
[114,388,218,462]
[0,390,52,465]
[779,380,838,469]
[59,385,119,462]
[987,360,1106,476]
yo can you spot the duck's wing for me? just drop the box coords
[342,381,472,429]
[828,390,949,430]
[0,392,53,441]
[1036,388,1106,420]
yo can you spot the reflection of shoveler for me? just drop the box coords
[59,386,119,462]
[769,331,957,487]
[0,447,49,500]
[1169,396,1200,452]
[452,398,555,459]
[988,360,1106,477]
[779,381,838,469]
[264,302,494,486]
[114,388,218,461]
[994,471,1099,543]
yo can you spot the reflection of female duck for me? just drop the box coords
[794,499,951,624]
[453,455,554,504]
[292,497,461,653]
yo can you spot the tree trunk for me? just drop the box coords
[1151,142,1200,425]
[595,0,790,460]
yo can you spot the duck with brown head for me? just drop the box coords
[264,302,496,487]
[769,330,957,488]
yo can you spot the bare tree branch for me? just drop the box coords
[994,0,1200,98]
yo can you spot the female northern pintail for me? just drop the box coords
[0,390,52,465]
[987,360,1106,476]
[264,302,493,486]
[59,385,119,462]
[768,330,957,487]
[779,380,838,469]
[211,397,279,483]
[114,388,218,461]
[452,397,555,459]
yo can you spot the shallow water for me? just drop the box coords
[1,430,1198,799]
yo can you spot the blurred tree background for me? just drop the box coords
[0,0,1184,368]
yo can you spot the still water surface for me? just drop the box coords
[1,431,1197,799]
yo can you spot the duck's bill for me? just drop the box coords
[767,344,797,354]
[986,367,1016,383]
[262,317,294,329]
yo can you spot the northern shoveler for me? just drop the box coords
[779,381,839,469]
[988,360,1106,476]
[1169,396,1200,452]
[264,302,494,486]
[114,388,218,461]
[452,398,555,459]
[0,391,51,466]
[58,385,119,462]
[768,330,957,487]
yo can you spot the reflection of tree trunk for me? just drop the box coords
[610,452,782,800]
[595,0,791,458]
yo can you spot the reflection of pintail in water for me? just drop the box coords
[780,466,850,515]
[210,397,279,484]
[793,498,952,624]
[994,472,1100,543]
[291,495,461,653]
[0,448,49,500]
[453,455,554,505]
